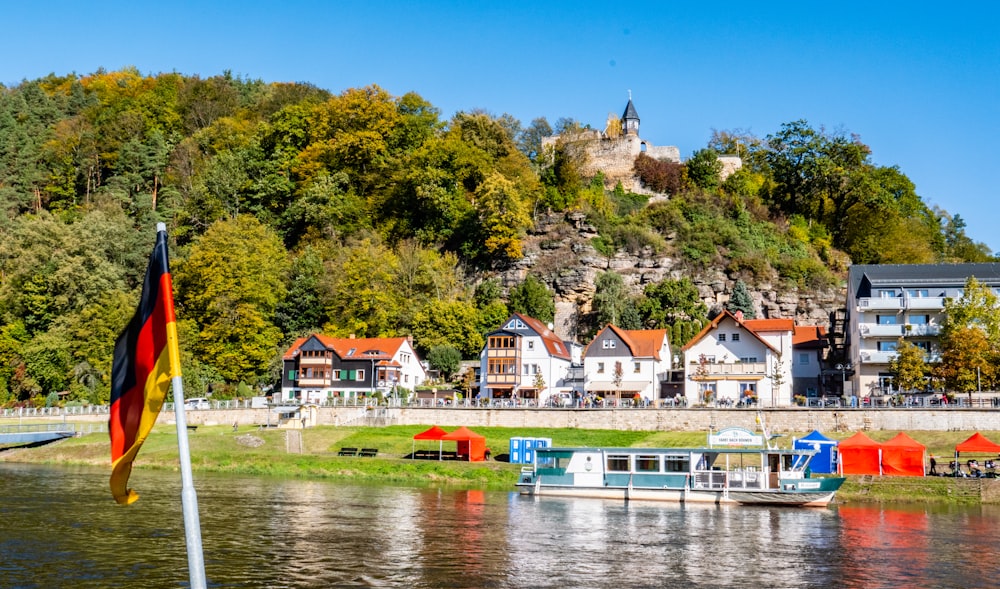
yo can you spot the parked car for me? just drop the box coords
[546,392,573,407]
[184,397,210,410]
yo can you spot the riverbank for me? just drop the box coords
[4,423,999,504]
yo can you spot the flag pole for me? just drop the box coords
[159,223,207,589]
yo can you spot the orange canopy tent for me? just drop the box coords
[442,426,486,462]
[838,431,882,475]
[412,425,449,460]
[956,432,1000,454]
[881,432,926,477]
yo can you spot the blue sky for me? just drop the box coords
[4,1,999,252]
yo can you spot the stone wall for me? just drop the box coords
[14,406,996,437]
[136,407,1000,434]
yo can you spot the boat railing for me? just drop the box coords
[727,469,766,490]
[692,470,727,490]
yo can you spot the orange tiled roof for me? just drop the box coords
[513,313,571,360]
[793,325,828,347]
[680,310,780,354]
[742,318,795,332]
[283,334,410,361]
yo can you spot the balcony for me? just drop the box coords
[905,297,945,310]
[857,298,903,311]
[856,297,945,311]
[690,362,767,379]
[859,350,896,364]
[859,351,940,364]
[858,323,904,337]
[858,323,941,338]
[904,324,941,336]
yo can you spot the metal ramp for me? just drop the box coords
[0,424,77,445]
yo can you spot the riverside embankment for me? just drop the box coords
[6,406,1000,504]
[161,405,1000,433]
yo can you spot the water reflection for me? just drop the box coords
[2,464,1000,588]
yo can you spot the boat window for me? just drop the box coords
[635,455,659,472]
[606,455,630,472]
[664,456,689,472]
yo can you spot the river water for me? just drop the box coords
[2,464,1000,589]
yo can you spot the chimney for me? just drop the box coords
[734,310,744,322]
[349,333,356,339]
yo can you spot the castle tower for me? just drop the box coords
[621,94,640,137]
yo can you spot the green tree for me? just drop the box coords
[174,215,289,383]
[318,236,401,338]
[508,275,554,324]
[726,280,756,319]
[410,299,485,358]
[638,278,708,328]
[593,271,632,328]
[940,276,1000,342]
[888,338,929,392]
[475,171,531,262]
[935,326,996,395]
[474,279,509,335]
[426,345,462,381]
[686,148,722,191]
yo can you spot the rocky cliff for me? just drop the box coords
[495,211,844,342]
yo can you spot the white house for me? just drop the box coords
[582,325,671,404]
[681,311,794,407]
[792,325,828,399]
[479,313,574,405]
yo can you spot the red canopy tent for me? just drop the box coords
[442,426,486,462]
[956,432,1000,454]
[838,431,882,475]
[412,425,449,460]
[881,432,926,477]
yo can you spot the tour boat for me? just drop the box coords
[516,427,845,507]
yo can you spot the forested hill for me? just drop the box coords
[0,69,993,406]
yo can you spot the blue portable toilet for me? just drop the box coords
[794,430,838,474]
[523,438,537,464]
[509,437,524,464]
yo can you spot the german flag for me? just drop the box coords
[109,226,182,505]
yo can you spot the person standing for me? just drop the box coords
[929,454,937,475]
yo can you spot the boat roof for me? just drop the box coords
[536,446,815,455]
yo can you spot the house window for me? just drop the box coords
[877,315,897,325]
[633,362,641,373]
[731,333,740,342]
[914,341,931,352]
[488,335,516,349]
[798,353,810,365]
[739,382,756,396]
[718,333,726,342]
[597,362,605,374]
[528,341,535,350]
[739,357,758,363]
[602,339,616,349]
[877,341,898,352]
[488,358,516,374]
[907,289,929,298]
[356,370,365,381]
[878,290,898,298]
[909,315,929,324]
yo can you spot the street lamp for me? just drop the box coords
[836,363,853,405]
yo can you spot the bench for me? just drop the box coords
[186,425,197,431]
[359,448,378,457]
[338,447,358,456]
